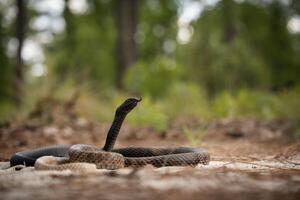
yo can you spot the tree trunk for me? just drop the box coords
[116,0,138,89]
[15,0,26,106]
[221,0,237,43]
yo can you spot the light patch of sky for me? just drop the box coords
[69,0,89,14]
[288,16,300,34]
[177,26,194,45]
[177,0,220,44]
[178,1,203,26]
[25,0,66,77]
[31,63,47,77]
[26,0,91,77]
[30,15,65,33]
[31,0,65,15]
[22,39,45,64]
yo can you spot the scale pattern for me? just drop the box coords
[11,98,210,171]
[34,145,209,171]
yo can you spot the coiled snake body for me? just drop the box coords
[10,98,210,171]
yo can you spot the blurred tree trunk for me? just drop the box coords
[64,0,76,53]
[116,0,139,89]
[221,0,237,43]
[15,0,26,106]
[0,10,12,102]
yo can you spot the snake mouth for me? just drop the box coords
[127,97,142,102]
[136,97,142,102]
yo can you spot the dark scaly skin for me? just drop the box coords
[103,114,126,151]
[103,97,142,151]
[10,98,142,166]
[113,147,209,167]
[10,97,210,168]
[10,145,70,166]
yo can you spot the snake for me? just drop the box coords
[10,98,210,171]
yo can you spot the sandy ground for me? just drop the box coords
[0,118,300,200]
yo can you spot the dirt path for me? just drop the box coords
[0,120,300,200]
[1,139,299,200]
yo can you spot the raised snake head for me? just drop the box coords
[116,97,142,115]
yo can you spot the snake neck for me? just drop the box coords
[103,112,127,151]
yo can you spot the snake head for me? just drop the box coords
[116,97,142,115]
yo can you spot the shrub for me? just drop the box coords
[163,82,209,119]
[124,56,182,97]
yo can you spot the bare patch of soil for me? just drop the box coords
[0,118,300,200]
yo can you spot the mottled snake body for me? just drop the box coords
[10,98,210,170]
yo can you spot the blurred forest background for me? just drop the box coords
[0,0,300,136]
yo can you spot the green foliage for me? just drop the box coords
[1,0,300,139]
[186,0,298,94]
[211,88,300,123]
[212,89,279,119]
[212,91,236,118]
[47,1,117,87]
[0,9,14,121]
[13,74,300,137]
[77,91,170,132]
[138,0,178,60]
[0,101,15,122]
[274,87,300,121]
[124,56,182,97]
[209,87,300,136]
[164,82,209,119]
[126,96,168,132]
